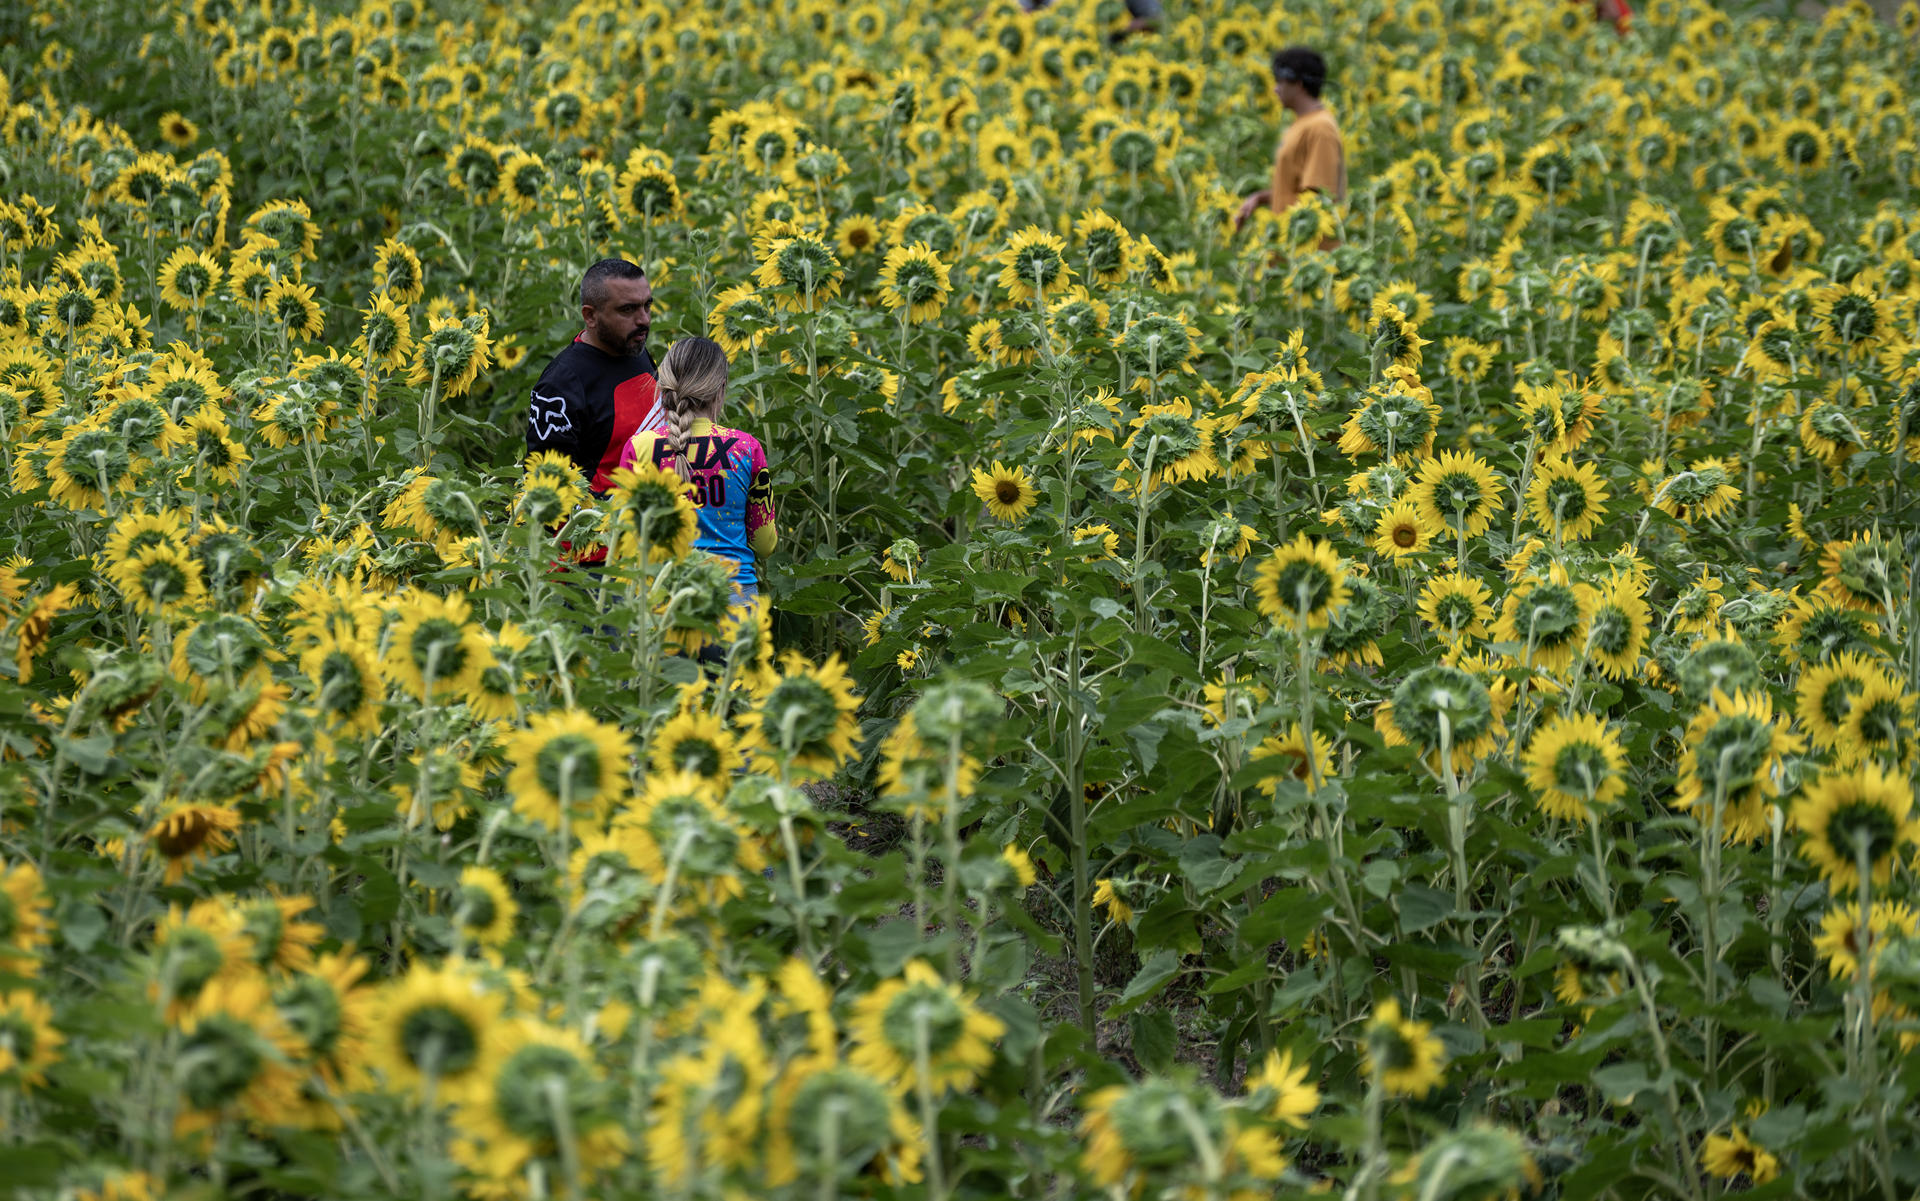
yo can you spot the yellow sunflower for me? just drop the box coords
[1791,762,1920,889]
[380,590,495,703]
[847,960,1003,1094]
[452,866,517,947]
[1410,450,1503,540]
[740,652,861,777]
[1252,534,1350,631]
[0,990,63,1089]
[1674,689,1803,843]
[969,460,1039,522]
[877,242,952,324]
[1372,499,1435,560]
[649,707,744,790]
[1362,998,1447,1098]
[0,859,51,978]
[1523,712,1627,824]
[504,708,633,829]
[367,961,505,1100]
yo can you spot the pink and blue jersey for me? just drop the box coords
[618,423,775,591]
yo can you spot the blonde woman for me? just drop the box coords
[616,336,777,596]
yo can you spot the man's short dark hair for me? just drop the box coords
[581,258,646,309]
[1271,47,1327,98]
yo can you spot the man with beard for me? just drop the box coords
[526,258,664,493]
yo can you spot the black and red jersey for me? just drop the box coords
[525,334,663,493]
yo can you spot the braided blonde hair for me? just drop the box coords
[655,336,730,482]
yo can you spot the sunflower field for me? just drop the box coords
[2,0,1920,1196]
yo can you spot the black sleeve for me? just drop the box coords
[527,360,586,466]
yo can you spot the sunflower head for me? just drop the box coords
[505,708,632,829]
[371,961,503,1098]
[1382,664,1497,765]
[652,550,740,655]
[1675,634,1762,708]
[995,227,1072,301]
[1792,762,1919,889]
[1362,998,1447,1097]
[607,463,700,563]
[969,460,1038,523]
[1253,535,1350,631]
[1524,712,1626,824]
[744,653,861,777]
[776,1065,900,1184]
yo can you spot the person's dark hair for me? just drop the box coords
[581,257,646,309]
[1271,47,1327,98]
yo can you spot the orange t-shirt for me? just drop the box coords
[1270,107,1346,214]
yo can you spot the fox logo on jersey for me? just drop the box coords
[529,391,573,441]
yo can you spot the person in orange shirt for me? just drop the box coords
[1234,48,1346,231]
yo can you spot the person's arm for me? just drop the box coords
[1234,189,1274,230]
[746,441,776,558]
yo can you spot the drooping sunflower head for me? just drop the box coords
[1122,397,1216,487]
[452,866,517,948]
[1081,1075,1224,1187]
[878,242,952,324]
[618,160,682,225]
[1838,672,1915,769]
[1073,208,1139,284]
[1820,532,1899,613]
[1254,534,1350,632]
[369,961,504,1099]
[1367,298,1430,369]
[1411,450,1503,539]
[406,313,492,397]
[743,652,861,777]
[171,973,304,1131]
[1814,282,1890,349]
[1775,594,1880,667]
[1114,312,1200,382]
[513,452,585,528]
[652,550,740,655]
[1675,688,1802,840]
[0,990,63,1089]
[848,960,1003,1094]
[462,1019,618,1176]
[995,226,1072,301]
[0,861,51,976]
[505,707,633,829]
[1524,711,1627,824]
[381,590,493,702]
[1669,629,1760,707]
[705,284,779,356]
[754,234,844,312]
[1652,457,1741,525]
[1524,456,1609,541]
[1378,663,1498,769]
[770,1064,901,1187]
[605,463,700,564]
[1791,762,1919,889]
[650,707,743,789]
[1794,650,1878,751]
[1362,998,1448,1098]
[150,898,252,1011]
[1416,572,1495,643]
[372,237,424,304]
